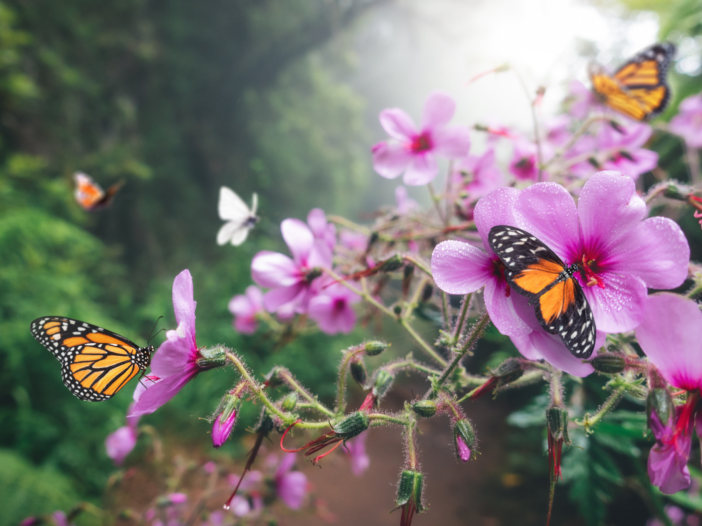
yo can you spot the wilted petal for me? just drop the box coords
[421,91,455,129]
[431,240,493,294]
[281,219,314,265]
[513,182,580,261]
[607,217,689,289]
[251,251,300,288]
[636,294,702,392]
[403,153,438,186]
[473,187,521,250]
[578,171,646,253]
[432,125,471,159]
[583,272,646,333]
[379,108,417,141]
[372,142,412,179]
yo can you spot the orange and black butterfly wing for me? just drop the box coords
[74,173,124,211]
[30,317,152,401]
[488,226,597,358]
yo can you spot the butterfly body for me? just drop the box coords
[30,316,152,401]
[217,187,259,246]
[488,226,597,358]
[589,42,675,121]
[74,172,124,211]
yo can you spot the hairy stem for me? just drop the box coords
[450,294,472,345]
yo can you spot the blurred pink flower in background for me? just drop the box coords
[251,219,332,313]
[669,94,702,148]
[395,185,418,215]
[509,139,547,181]
[308,279,360,335]
[372,91,470,185]
[229,285,264,334]
[345,432,370,476]
[274,454,308,510]
[597,122,658,178]
[339,230,368,252]
[307,208,337,258]
[568,79,603,120]
[105,404,140,465]
[452,148,504,218]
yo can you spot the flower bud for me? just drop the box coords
[264,368,284,388]
[212,393,241,448]
[332,411,370,440]
[372,370,395,400]
[304,267,323,282]
[546,407,569,444]
[411,400,437,418]
[421,283,433,302]
[491,357,522,378]
[380,254,404,272]
[350,357,367,387]
[281,392,298,412]
[395,470,425,512]
[647,388,674,429]
[197,344,228,370]
[590,353,626,374]
[454,419,476,462]
[364,341,388,356]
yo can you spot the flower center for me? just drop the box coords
[410,132,432,153]
[515,157,534,171]
[333,298,346,311]
[492,258,510,297]
[579,254,605,289]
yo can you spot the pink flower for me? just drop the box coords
[228,286,264,335]
[395,186,418,215]
[275,454,308,510]
[544,115,572,148]
[452,148,504,217]
[344,432,370,476]
[568,79,603,120]
[251,219,332,313]
[597,122,658,179]
[307,208,336,257]
[456,435,471,462]
[339,230,368,252]
[130,270,209,417]
[669,95,702,148]
[372,91,470,186]
[308,280,360,335]
[509,139,541,181]
[648,407,692,494]
[105,406,140,465]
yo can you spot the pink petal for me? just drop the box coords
[602,149,658,179]
[432,125,471,159]
[150,326,197,378]
[513,182,580,262]
[648,442,691,494]
[308,295,357,335]
[635,294,702,392]
[483,277,531,336]
[172,270,196,333]
[431,240,493,294]
[583,272,646,333]
[577,171,646,254]
[473,187,521,250]
[105,426,137,465]
[510,328,596,377]
[277,471,308,509]
[379,108,417,141]
[307,209,327,237]
[372,142,412,179]
[129,370,196,416]
[251,251,300,288]
[281,219,314,265]
[234,317,257,335]
[606,217,689,290]
[403,153,438,186]
[421,91,456,129]
[263,284,306,312]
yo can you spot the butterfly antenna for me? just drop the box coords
[147,316,164,345]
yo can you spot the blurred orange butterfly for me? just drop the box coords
[589,42,675,121]
[31,317,153,401]
[74,172,124,211]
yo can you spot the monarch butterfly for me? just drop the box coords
[589,42,676,121]
[488,226,596,358]
[74,172,124,211]
[30,317,153,401]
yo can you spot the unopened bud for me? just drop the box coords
[421,283,433,302]
[380,254,404,272]
[364,341,388,356]
[393,304,402,315]
[454,419,476,461]
[372,370,395,400]
[395,470,425,512]
[647,388,674,429]
[197,345,228,370]
[411,400,437,418]
[332,411,370,439]
[304,267,323,283]
[491,358,522,378]
[546,407,569,443]
[264,368,284,388]
[664,184,686,201]
[590,353,626,374]
[350,358,367,387]
[212,393,241,448]
[281,392,298,412]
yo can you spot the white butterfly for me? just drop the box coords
[217,187,259,246]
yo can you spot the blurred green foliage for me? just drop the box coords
[0,0,379,519]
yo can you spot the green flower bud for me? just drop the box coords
[381,254,404,272]
[647,388,674,429]
[264,368,285,388]
[591,353,626,374]
[395,470,425,512]
[546,407,570,444]
[364,341,388,356]
[372,370,395,400]
[332,411,370,439]
[411,400,437,418]
[350,358,367,387]
[281,392,298,412]
[454,419,476,461]
[197,345,228,370]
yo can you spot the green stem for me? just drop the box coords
[327,215,370,235]
[368,412,410,427]
[545,115,610,169]
[434,313,490,393]
[400,317,447,367]
[457,379,490,403]
[442,291,450,330]
[276,367,334,418]
[336,346,364,415]
[513,69,543,181]
[687,281,702,299]
[323,268,398,319]
[384,356,442,377]
[427,182,448,226]
[403,254,433,278]
[451,294,472,345]
[577,385,627,432]
[550,367,563,408]
[402,276,430,320]
[405,414,419,470]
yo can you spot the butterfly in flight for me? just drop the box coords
[488,226,597,358]
[30,317,153,401]
[217,186,259,246]
[589,42,676,121]
[74,172,124,211]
